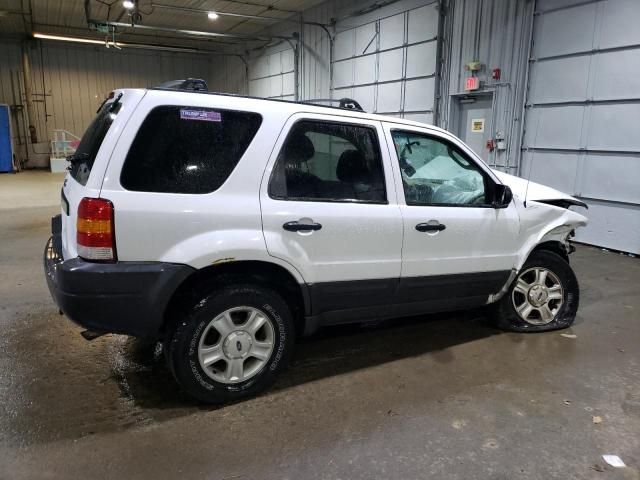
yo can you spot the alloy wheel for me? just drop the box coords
[197,306,275,384]
[511,267,564,325]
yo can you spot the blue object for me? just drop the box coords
[0,104,13,173]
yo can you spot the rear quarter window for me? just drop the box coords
[120,106,262,194]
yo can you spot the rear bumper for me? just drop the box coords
[44,216,194,338]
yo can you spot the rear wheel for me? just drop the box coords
[166,284,294,404]
[493,250,579,332]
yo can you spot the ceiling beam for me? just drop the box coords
[92,20,295,42]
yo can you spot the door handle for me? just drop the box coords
[415,222,446,232]
[283,221,322,232]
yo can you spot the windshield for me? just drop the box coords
[69,99,121,186]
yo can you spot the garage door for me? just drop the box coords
[521,0,640,254]
[331,1,440,124]
[248,46,296,101]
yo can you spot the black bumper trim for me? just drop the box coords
[44,236,195,338]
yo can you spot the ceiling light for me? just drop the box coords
[33,33,119,46]
[33,32,211,54]
[123,0,135,9]
[207,11,218,20]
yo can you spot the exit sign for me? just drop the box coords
[465,76,479,91]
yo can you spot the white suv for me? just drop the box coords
[44,82,588,403]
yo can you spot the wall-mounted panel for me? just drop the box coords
[576,200,640,254]
[599,0,640,49]
[377,82,403,112]
[406,42,436,77]
[333,60,353,88]
[378,50,404,82]
[528,57,590,103]
[407,4,439,42]
[580,154,640,204]
[586,104,640,151]
[519,151,579,195]
[334,29,355,61]
[523,106,584,150]
[248,45,296,100]
[379,13,405,49]
[404,77,435,111]
[592,49,640,100]
[532,3,596,58]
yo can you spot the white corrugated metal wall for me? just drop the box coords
[0,40,213,166]
[241,0,442,110]
[332,1,440,123]
[209,55,248,95]
[247,45,296,100]
[441,0,533,173]
[522,0,640,253]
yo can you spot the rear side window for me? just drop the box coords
[120,106,262,194]
[70,101,121,186]
[269,120,386,203]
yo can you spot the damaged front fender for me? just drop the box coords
[492,170,588,270]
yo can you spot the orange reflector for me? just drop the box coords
[77,218,112,234]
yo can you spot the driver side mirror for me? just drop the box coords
[493,184,513,208]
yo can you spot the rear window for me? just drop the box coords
[70,101,121,186]
[120,106,262,194]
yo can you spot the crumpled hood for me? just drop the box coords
[492,170,587,208]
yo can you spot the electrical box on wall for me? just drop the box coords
[464,61,483,72]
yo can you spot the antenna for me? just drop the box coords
[523,106,543,208]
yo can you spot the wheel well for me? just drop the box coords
[162,261,307,338]
[531,241,569,263]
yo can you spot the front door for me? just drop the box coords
[260,114,403,319]
[383,123,520,310]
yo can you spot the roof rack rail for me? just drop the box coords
[302,98,364,112]
[155,78,208,92]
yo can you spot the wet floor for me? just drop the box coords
[0,172,639,479]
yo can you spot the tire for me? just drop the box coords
[493,250,579,332]
[165,284,294,404]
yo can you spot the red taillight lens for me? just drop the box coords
[77,197,116,261]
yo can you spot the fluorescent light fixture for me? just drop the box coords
[33,32,212,55]
[123,0,135,9]
[207,11,218,20]
[33,33,121,47]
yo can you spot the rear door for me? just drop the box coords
[260,113,403,320]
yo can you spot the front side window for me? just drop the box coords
[269,120,387,203]
[121,106,262,194]
[391,130,489,206]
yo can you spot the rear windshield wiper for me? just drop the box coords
[109,92,123,113]
[66,152,89,164]
[95,92,123,113]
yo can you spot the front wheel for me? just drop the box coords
[493,250,579,332]
[165,284,295,404]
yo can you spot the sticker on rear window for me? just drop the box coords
[180,109,221,122]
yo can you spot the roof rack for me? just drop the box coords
[147,86,366,114]
[155,78,208,92]
[301,98,365,112]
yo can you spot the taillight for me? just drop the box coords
[77,197,117,261]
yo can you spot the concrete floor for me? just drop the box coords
[1,171,639,479]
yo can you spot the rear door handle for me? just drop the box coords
[415,223,446,232]
[283,221,322,232]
